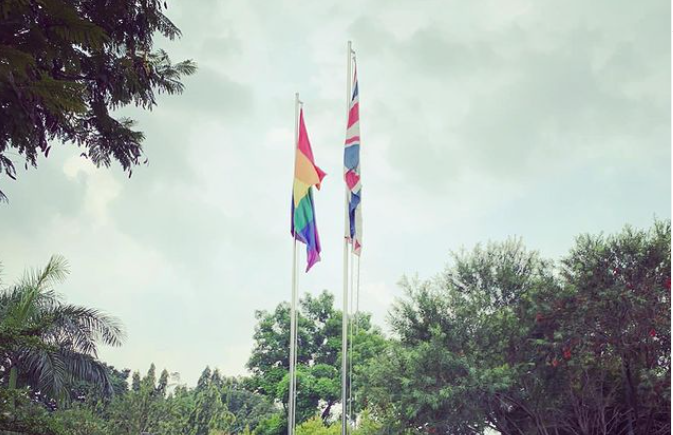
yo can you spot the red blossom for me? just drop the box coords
[552,358,559,367]
[649,329,656,338]
[563,349,572,360]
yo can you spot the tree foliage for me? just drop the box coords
[0,255,125,402]
[2,222,669,434]
[247,290,386,425]
[100,364,277,435]
[364,221,671,434]
[0,0,196,200]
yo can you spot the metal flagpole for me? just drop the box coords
[290,240,298,434]
[292,258,302,431]
[348,248,355,430]
[352,253,361,427]
[341,40,353,435]
[288,92,300,435]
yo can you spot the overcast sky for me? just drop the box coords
[1,0,670,386]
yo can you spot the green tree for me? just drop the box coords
[0,0,196,201]
[105,364,186,435]
[219,376,278,434]
[52,405,107,435]
[365,239,552,434]
[550,221,671,434]
[186,368,234,435]
[0,386,60,433]
[294,412,381,435]
[365,222,671,434]
[68,363,130,407]
[253,413,285,435]
[0,255,124,401]
[247,291,386,425]
[295,416,340,435]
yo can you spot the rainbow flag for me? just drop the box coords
[344,64,362,255]
[292,108,326,271]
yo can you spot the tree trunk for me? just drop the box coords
[622,360,637,435]
[321,400,334,421]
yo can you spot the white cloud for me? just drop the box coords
[63,156,122,226]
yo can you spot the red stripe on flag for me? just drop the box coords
[347,103,359,128]
[345,171,360,190]
[345,136,360,145]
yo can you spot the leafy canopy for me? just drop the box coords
[0,254,125,402]
[0,0,196,200]
[364,221,671,435]
[247,290,386,425]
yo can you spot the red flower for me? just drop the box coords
[665,277,671,290]
[649,329,656,338]
[552,358,559,367]
[563,349,572,360]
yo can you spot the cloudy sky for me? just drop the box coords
[1,0,670,385]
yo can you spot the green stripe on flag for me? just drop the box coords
[293,193,314,232]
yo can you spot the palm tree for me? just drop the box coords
[0,255,125,401]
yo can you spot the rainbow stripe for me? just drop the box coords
[344,64,362,255]
[292,109,325,271]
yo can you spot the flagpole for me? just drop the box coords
[341,40,352,435]
[288,92,300,435]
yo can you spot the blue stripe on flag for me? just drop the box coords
[344,144,360,170]
[349,191,361,238]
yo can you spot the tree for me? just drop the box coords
[52,405,107,435]
[247,291,387,425]
[186,366,234,435]
[69,363,130,405]
[0,386,61,434]
[365,239,553,434]
[294,412,382,435]
[253,413,285,435]
[552,220,671,434]
[218,376,278,434]
[364,222,671,434]
[295,417,340,435]
[0,255,125,402]
[105,364,186,435]
[0,0,196,201]
[187,382,233,435]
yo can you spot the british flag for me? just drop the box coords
[344,63,362,255]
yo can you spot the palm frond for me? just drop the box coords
[2,255,124,401]
[42,304,125,355]
[1,256,68,327]
[62,350,114,397]
[23,348,68,400]
[22,254,70,292]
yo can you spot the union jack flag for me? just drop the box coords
[344,63,362,255]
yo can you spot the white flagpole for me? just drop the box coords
[348,248,355,427]
[341,40,352,435]
[288,92,300,435]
